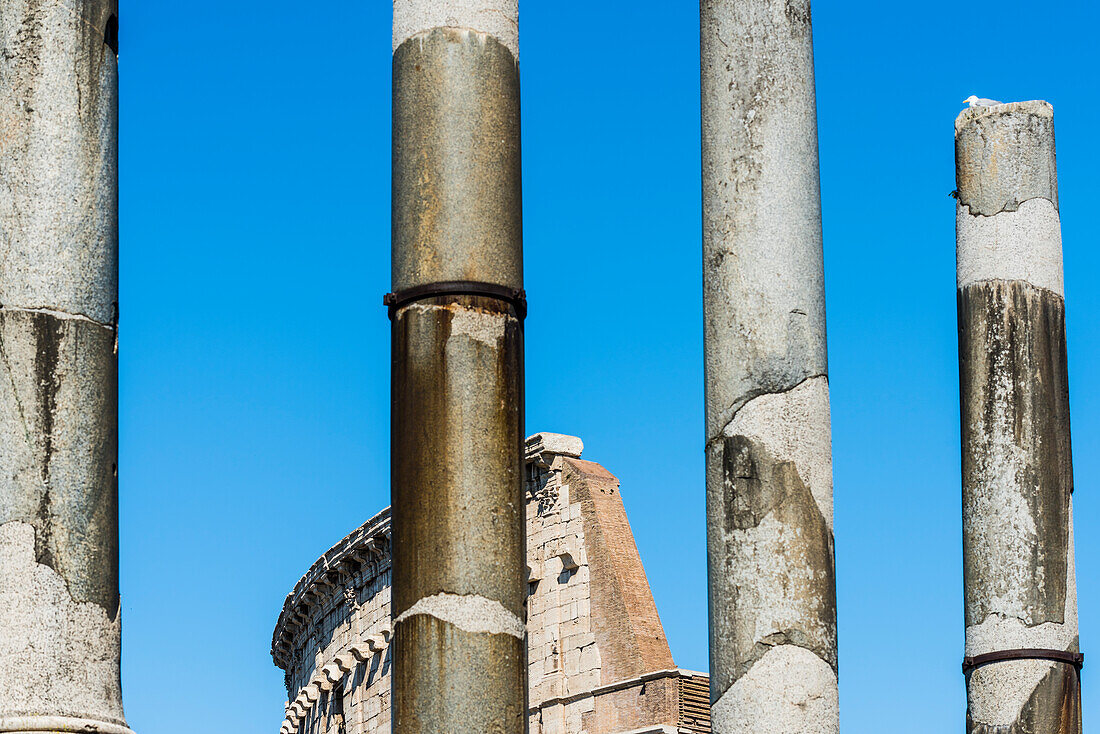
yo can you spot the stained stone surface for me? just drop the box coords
[0,0,119,325]
[0,1,127,730]
[390,6,526,732]
[956,101,1080,734]
[392,0,518,60]
[701,1,838,730]
[391,26,522,292]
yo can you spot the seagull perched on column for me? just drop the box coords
[964,95,1003,108]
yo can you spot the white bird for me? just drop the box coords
[965,95,1003,108]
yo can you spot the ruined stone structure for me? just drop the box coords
[272,434,710,734]
[955,101,1082,733]
[0,2,132,733]
[700,1,838,731]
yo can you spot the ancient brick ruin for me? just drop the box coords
[271,433,710,734]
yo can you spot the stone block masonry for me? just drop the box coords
[0,2,133,732]
[956,100,1081,734]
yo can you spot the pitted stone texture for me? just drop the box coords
[440,302,507,346]
[968,660,1081,734]
[0,521,124,724]
[710,645,839,734]
[701,0,827,438]
[965,512,1079,728]
[0,0,119,324]
[957,198,1064,295]
[391,27,522,292]
[706,392,837,697]
[960,283,1071,629]
[393,0,518,61]
[720,377,833,531]
[0,311,118,615]
[527,432,583,460]
[955,101,1057,218]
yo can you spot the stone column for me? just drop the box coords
[389,2,526,733]
[0,3,132,734]
[956,101,1081,733]
[700,1,839,732]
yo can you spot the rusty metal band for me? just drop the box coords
[963,649,1084,674]
[384,280,527,320]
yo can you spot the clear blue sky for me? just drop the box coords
[118,2,1099,732]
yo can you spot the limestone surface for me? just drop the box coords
[956,101,1080,733]
[0,1,128,730]
[701,2,838,729]
[393,0,518,60]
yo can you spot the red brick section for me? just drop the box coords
[586,675,679,733]
[562,458,675,684]
[678,673,712,732]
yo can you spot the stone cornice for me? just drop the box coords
[270,507,392,670]
[271,433,585,672]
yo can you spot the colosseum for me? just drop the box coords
[271,432,710,734]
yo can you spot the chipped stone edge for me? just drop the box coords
[394,592,526,639]
[954,100,1053,136]
[393,0,519,60]
[440,303,507,346]
[707,372,839,704]
[964,508,1079,727]
[0,522,126,727]
[0,306,115,331]
[710,645,839,734]
[719,375,834,532]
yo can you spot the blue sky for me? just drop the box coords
[118,2,1099,732]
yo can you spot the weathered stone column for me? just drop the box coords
[956,100,1081,733]
[700,1,839,731]
[0,2,132,734]
[389,2,526,733]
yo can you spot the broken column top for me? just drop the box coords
[525,432,584,464]
[955,100,1058,215]
[955,99,1064,296]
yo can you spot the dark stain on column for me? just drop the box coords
[967,646,1082,734]
[720,434,837,683]
[33,309,62,481]
[0,309,119,618]
[959,281,1071,627]
[390,20,525,734]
